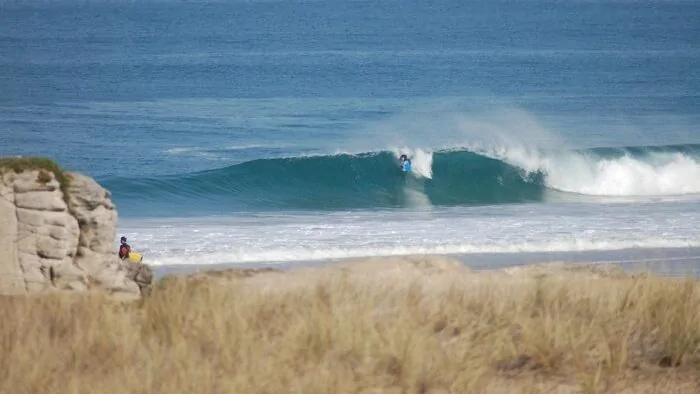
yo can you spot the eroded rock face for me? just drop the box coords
[0,169,152,299]
[0,179,23,295]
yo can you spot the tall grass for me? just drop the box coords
[1,266,699,393]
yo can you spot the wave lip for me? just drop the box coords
[102,143,700,213]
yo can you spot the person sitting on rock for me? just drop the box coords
[118,236,131,260]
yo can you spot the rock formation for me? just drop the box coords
[0,166,152,300]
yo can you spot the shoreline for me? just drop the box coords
[150,246,700,280]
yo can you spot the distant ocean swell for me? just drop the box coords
[102,143,700,213]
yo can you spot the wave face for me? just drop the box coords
[102,143,700,213]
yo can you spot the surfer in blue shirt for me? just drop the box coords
[399,154,411,172]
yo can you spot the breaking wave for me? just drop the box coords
[102,143,700,214]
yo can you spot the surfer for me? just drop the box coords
[400,154,412,172]
[118,236,131,260]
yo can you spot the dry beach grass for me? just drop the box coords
[2,256,700,394]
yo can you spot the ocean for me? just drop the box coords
[2,0,699,275]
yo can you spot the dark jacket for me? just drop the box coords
[119,243,131,259]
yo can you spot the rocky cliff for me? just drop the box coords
[0,163,152,299]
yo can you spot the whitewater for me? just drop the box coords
[120,199,700,267]
[468,143,700,197]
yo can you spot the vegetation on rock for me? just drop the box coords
[0,156,71,203]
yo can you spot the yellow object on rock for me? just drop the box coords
[127,251,143,263]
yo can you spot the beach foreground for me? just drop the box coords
[2,255,700,394]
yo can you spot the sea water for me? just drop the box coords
[2,0,699,272]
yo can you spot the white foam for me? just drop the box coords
[472,144,700,197]
[118,201,700,266]
[132,239,700,267]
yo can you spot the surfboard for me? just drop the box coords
[127,252,143,263]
